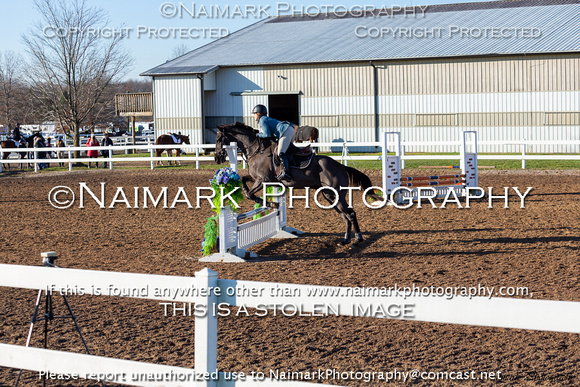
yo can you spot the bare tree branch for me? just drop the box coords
[0,51,24,130]
[22,0,133,154]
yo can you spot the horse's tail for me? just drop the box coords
[345,166,385,202]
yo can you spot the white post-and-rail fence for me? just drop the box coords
[1,263,579,386]
[382,131,478,204]
[0,144,224,173]
[200,143,303,263]
[2,136,580,173]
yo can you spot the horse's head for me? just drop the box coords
[182,135,190,144]
[214,125,228,164]
[215,121,259,164]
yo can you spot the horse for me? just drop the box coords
[295,126,319,143]
[154,134,190,165]
[214,122,383,246]
[0,133,42,169]
[0,139,21,170]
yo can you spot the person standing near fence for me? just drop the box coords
[86,134,99,168]
[100,132,113,168]
[34,135,47,169]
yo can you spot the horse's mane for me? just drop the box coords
[218,122,256,135]
[217,121,278,154]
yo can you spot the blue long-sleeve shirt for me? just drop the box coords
[257,116,293,139]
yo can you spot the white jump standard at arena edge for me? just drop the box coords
[200,142,303,263]
[382,131,479,204]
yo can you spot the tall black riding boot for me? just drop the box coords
[278,152,291,182]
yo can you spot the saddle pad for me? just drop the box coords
[273,153,314,176]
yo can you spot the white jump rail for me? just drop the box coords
[382,131,478,204]
[200,142,303,263]
[1,263,579,386]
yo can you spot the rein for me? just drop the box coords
[224,129,264,163]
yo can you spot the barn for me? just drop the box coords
[141,0,580,153]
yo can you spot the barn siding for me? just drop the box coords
[154,54,580,153]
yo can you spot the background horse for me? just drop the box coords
[214,122,382,246]
[154,134,190,165]
[0,133,43,169]
[295,126,319,143]
[0,139,21,169]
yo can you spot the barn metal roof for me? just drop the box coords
[141,0,580,76]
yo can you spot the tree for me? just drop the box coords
[22,0,132,154]
[0,51,24,131]
[170,43,190,60]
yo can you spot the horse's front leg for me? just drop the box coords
[242,176,262,203]
[175,149,181,166]
[241,176,252,196]
[242,176,267,205]
[2,154,9,170]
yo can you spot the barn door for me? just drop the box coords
[268,94,300,126]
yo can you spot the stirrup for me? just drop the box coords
[277,172,291,182]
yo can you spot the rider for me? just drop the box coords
[12,123,21,143]
[251,104,297,182]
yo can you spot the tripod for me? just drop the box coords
[14,252,100,387]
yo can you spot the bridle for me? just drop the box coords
[219,126,264,164]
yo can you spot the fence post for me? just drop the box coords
[0,149,3,173]
[224,142,238,173]
[150,147,155,170]
[68,149,72,172]
[401,145,405,170]
[195,268,218,387]
[522,138,526,169]
[34,150,38,173]
[196,147,200,169]
[108,149,113,170]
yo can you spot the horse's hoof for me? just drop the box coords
[338,239,350,246]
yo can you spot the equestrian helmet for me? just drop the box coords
[251,104,267,115]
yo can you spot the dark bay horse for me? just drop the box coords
[214,122,382,245]
[0,139,20,169]
[154,134,190,165]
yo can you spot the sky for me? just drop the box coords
[1,0,485,81]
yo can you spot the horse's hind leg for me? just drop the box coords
[348,211,363,245]
[155,149,163,166]
[321,189,361,245]
[339,209,363,245]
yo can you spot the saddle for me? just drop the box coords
[272,143,315,176]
